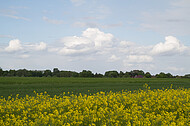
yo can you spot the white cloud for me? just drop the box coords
[5,39,23,52]
[58,47,92,56]
[119,41,152,56]
[167,66,184,72]
[3,40,47,58]
[33,42,47,51]
[125,55,153,63]
[151,36,187,55]
[61,36,92,48]
[108,55,120,62]
[1,28,190,75]
[56,28,114,56]
[123,60,155,72]
[120,41,136,47]
[82,28,114,48]
[43,16,63,25]
[122,54,154,74]
[19,54,30,59]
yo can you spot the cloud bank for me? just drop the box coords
[1,28,189,74]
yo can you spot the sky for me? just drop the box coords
[0,0,190,75]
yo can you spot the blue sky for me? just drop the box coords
[0,0,190,75]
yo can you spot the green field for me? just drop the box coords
[0,77,190,98]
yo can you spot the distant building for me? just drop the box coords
[134,75,144,78]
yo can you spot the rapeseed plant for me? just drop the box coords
[0,84,189,126]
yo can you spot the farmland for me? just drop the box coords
[0,77,189,98]
[0,77,190,125]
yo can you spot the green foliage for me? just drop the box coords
[53,68,60,77]
[104,71,119,78]
[79,70,94,77]
[0,68,187,78]
[184,74,190,78]
[0,68,3,76]
[145,72,152,78]
[156,72,173,78]
[44,70,52,77]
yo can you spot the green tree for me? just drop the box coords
[145,72,152,78]
[79,70,94,77]
[124,72,131,78]
[105,71,119,78]
[119,71,125,78]
[8,70,16,76]
[53,68,60,77]
[94,73,103,78]
[184,74,190,78]
[0,68,3,76]
[166,73,173,78]
[72,72,79,77]
[16,69,28,77]
[44,70,52,77]
[156,72,168,78]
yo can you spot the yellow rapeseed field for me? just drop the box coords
[0,84,190,126]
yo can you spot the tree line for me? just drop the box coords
[0,68,189,78]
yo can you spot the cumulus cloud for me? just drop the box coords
[5,39,23,52]
[61,36,92,48]
[33,42,47,51]
[58,47,93,56]
[151,36,187,55]
[1,27,189,75]
[55,28,114,56]
[82,28,114,48]
[43,16,63,25]
[3,39,47,59]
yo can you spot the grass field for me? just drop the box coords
[0,77,190,98]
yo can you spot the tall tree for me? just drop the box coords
[79,70,94,77]
[105,71,119,78]
[53,68,60,77]
[145,72,152,78]
[44,70,52,77]
[0,68,3,76]
[119,71,125,78]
